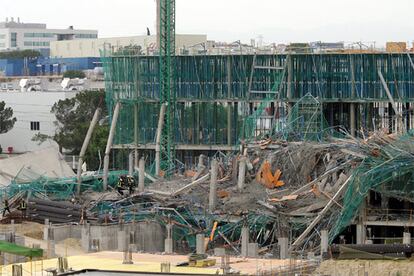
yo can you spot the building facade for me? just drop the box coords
[0,90,77,153]
[50,34,207,58]
[0,18,98,56]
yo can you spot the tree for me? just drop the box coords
[0,101,17,154]
[0,101,17,134]
[63,70,86,79]
[33,90,108,170]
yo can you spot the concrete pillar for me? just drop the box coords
[241,226,249,257]
[320,230,329,256]
[43,219,50,240]
[209,159,218,211]
[403,232,411,245]
[47,240,56,258]
[278,237,289,259]
[118,231,127,251]
[103,102,121,190]
[155,104,166,176]
[81,223,91,252]
[128,152,134,176]
[196,234,206,254]
[350,103,356,137]
[237,157,246,191]
[356,224,366,244]
[10,220,15,234]
[138,158,145,192]
[247,243,258,258]
[77,108,101,194]
[164,224,173,254]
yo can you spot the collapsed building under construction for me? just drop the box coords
[1,1,414,274]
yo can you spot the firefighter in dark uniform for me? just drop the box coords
[117,176,125,195]
[127,175,135,195]
[2,198,10,217]
[19,199,27,219]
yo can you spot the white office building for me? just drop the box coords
[0,18,98,56]
[0,90,77,153]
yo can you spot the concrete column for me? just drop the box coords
[356,224,366,244]
[350,103,356,137]
[321,230,329,256]
[241,226,249,257]
[77,108,101,194]
[196,234,206,254]
[103,102,121,190]
[155,104,166,176]
[403,232,411,245]
[128,152,134,176]
[43,219,50,241]
[118,231,127,252]
[164,224,173,254]
[209,159,218,211]
[237,157,246,191]
[278,237,289,259]
[134,103,139,169]
[81,223,91,252]
[47,240,56,258]
[247,243,258,258]
[138,158,145,193]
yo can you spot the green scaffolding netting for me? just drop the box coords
[0,241,43,258]
[331,132,414,241]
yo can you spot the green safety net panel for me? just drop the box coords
[331,132,414,242]
[0,241,43,258]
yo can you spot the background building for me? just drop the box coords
[50,34,207,58]
[0,18,98,56]
[0,90,77,153]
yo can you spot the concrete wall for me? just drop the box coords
[52,224,82,242]
[81,222,165,253]
[50,34,207,58]
[0,90,77,153]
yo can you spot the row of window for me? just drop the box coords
[75,34,98,39]
[24,41,50,47]
[0,43,5,48]
[24,33,55,38]
[0,34,5,39]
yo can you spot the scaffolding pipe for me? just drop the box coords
[76,108,101,195]
[378,70,403,133]
[103,102,121,190]
[155,103,167,176]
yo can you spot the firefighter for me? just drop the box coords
[127,175,135,195]
[19,199,27,219]
[117,176,125,195]
[2,198,10,217]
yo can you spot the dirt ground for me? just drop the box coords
[316,259,414,276]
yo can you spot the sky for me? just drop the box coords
[2,0,414,46]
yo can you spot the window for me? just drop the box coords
[30,121,40,131]
[24,33,55,38]
[75,34,97,39]
[10,33,17,47]
[0,43,5,48]
[24,41,50,47]
[0,34,5,39]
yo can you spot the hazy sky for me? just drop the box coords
[2,0,414,46]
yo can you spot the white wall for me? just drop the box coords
[50,34,207,58]
[0,91,77,153]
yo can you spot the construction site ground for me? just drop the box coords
[1,251,299,275]
[316,259,414,275]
